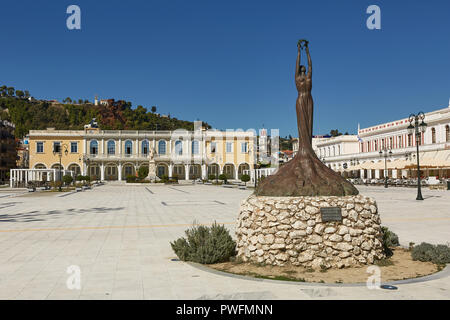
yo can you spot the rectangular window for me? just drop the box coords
[241,142,248,153]
[226,142,233,153]
[53,142,61,153]
[36,142,44,153]
[210,142,216,153]
[71,142,78,153]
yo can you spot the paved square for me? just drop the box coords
[0,184,449,299]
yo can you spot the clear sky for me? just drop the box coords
[1,0,449,137]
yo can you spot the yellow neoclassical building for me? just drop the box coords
[28,121,255,181]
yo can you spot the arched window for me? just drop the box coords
[191,140,199,155]
[124,140,132,155]
[158,140,166,154]
[446,125,449,142]
[431,128,436,144]
[141,140,149,155]
[107,140,115,155]
[175,140,183,155]
[90,140,98,155]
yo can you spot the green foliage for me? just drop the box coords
[218,174,227,183]
[381,226,400,257]
[208,174,216,181]
[126,175,137,183]
[240,174,250,184]
[170,222,236,264]
[138,166,149,179]
[411,242,450,265]
[0,87,211,138]
[62,175,73,185]
[76,175,84,181]
[83,175,91,182]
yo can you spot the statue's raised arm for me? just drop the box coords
[295,43,301,78]
[305,44,312,78]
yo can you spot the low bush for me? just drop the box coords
[126,175,137,183]
[218,174,228,183]
[170,222,236,264]
[411,242,450,265]
[381,226,400,257]
[62,175,73,185]
[240,174,250,185]
[208,174,216,181]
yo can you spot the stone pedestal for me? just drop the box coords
[147,160,157,182]
[236,195,385,269]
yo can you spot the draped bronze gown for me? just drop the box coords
[255,45,358,197]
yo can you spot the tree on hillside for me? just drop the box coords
[0,86,7,97]
[16,90,24,98]
[330,129,343,137]
[151,106,157,113]
[7,87,15,97]
[63,97,72,104]
[24,90,30,98]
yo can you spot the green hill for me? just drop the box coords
[0,86,210,138]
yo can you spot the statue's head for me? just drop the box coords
[299,65,306,75]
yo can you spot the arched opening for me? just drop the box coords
[124,140,133,156]
[68,164,81,177]
[172,164,185,179]
[107,140,115,155]
[238,163,250,179]
[141,140,149,155]
[88,164,100,181]
[157,163,168,178]
[208,163,220,178]
[223,163,235,179]
[90,140,98,155]
[189,164,201,179]
[105,163,118,180]
[158,140,167,155]
[175,140,183,155]
[122,163,135,178]
[191,140,199,155]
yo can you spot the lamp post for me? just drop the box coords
[53,143,68,191]
[407,112,427,200]
[379,148,392,188]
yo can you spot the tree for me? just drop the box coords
[7,87,15,97]
[219,174,228,184]
[240,174,250,186]
[0,85,7,97]
[138,166,149,179]
[330,129,343,137]
[24,90,30,98]
[16,90,24,98]
[62,175,73,186]
[63,97,72,104]
[151,106,157,113]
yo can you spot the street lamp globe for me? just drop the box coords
[407,123,415,135]
[420,121,427,133]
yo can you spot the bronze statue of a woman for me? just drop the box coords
[256,40,358,197]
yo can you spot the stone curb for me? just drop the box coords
[186,261,450,288]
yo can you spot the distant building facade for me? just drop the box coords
[28,121,255,181]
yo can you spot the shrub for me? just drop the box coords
[208,174,216,181]
[138,166,149,179]
[240,174,250,185]
[62,175,73,185]
[218,174,228,183]
[76,175,84,182]
[411,242,450,264]
[84,175,91,182]
[381,226,399,257]
[126,175,137,183]
[170,222,236,264]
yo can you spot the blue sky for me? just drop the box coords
[1,0,449,137]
